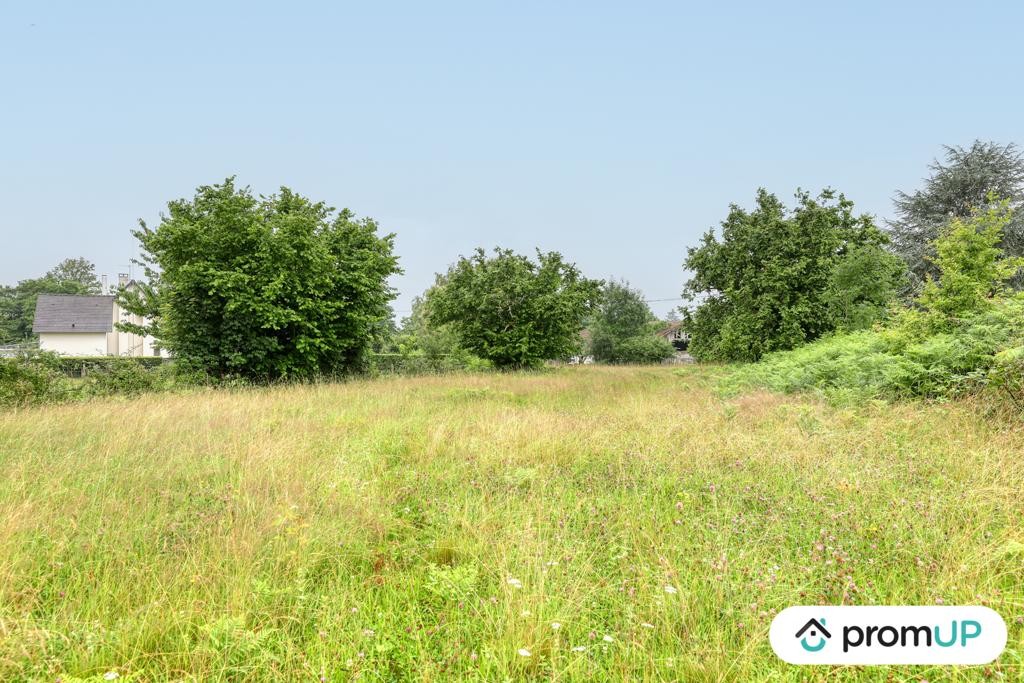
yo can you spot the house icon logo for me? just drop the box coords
[795,618,831,652]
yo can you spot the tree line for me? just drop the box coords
[683,140,1024,362]
[4,140,1022,378]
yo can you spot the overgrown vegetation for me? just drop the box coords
[376,294,492,374]
[606,334,676,364]
[683,189,905,362]
[120,179,401,380]
[427,248,602,369]
[0,367,1019,680]
[588,280,675,363]
[725,203,1024,404]
[887,140,1024,288]
[0,353,197,408]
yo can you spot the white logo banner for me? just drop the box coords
[770,606,1007,665]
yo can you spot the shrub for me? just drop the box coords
[81,358,167,397]
[427,248,602,369]
[0,352,73,407]
[368,351,491,376]
[611,335,677,364]
[724,297,1024,403]
[589,280,660,362]
[55,356,164,376]
[987,345,1024,410]
[123,179,401,380]
[722,204,1024,404]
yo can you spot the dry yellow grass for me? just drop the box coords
[0,366,1021,681]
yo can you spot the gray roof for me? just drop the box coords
[32,295,114,333]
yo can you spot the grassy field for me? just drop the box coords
[0,366,1021,681]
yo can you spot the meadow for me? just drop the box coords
[0,366,1021,681]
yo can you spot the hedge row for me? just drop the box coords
[54,356,165,376]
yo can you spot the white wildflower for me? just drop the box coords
[551,622,561,630]
[572,645,587,652]
[103,674,119,681]
[602,634,614,643]
[664,585,678,594]
[518,648,531,657]
[507,577,523,589]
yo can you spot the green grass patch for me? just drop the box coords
[0,367,1020,680]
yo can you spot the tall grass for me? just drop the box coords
[0,367,1021,680]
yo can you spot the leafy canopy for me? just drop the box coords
[380,292,490,372]
[611,335,676,364]
[122,179,400,379]
[914,200,1024,324]
[888,141,1024,285]
[683,188,904,362]
[427,248,602,369]
[0,257,102,343]
[726,203,1024,403]
[588,280,673,363]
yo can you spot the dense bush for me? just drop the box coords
[723,301,1023,401]
[377,294,492,374]
[0,355,206,408]
[588,281,660,362]
[122,179,400,380]
[80,358,170,397]
[0,353,72,407]
[724,204,1024,404]
[610,335,677,364]
[428,248,602,369]
[56,356,164,376]
[683,189,905,362]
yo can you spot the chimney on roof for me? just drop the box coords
[118,273,130,288]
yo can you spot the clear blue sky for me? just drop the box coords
[2,1,1022,317]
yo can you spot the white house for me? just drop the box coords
[655,321,691,351]
[32,276,162,357]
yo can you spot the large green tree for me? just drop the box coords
[683,189,904,362]
[588,280,673,363]
[0,258,102,343]
[888,141,1024,286]
[121,179,400,379]
[427,248,602,369]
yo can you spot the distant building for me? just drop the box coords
[655,321,690,351]
[32,275,163,357]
